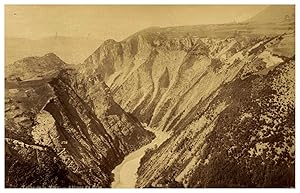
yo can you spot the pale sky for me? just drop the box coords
[5,5,267,41]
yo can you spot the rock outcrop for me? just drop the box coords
[5,53,67,81]
[5,54,154,187]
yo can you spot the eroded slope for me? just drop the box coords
[83,8,294,187]
[5,55,154,187]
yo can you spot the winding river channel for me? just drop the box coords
[111,127,170,188]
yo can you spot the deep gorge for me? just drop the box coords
[5,5,295,188]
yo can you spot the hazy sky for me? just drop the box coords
[5,5,267,41]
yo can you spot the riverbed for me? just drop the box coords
[111,127,170,188]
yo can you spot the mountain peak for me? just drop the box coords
[6,53,66,81]
[245,5,295,24]
[43,52,59,58]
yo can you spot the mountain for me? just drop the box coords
[245,5,295,24]
[5,53,67,81]
[83,6,295,133]
[82,5,295,187]
[5,36,103,65]
[5,53,154,187]
[5,5,295,188]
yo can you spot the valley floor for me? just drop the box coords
[111,126,170,188]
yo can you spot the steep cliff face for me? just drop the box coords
[136,57,294,188]
[135,33,294,187]
[84,31,240,130]
[83,6,294,187]
[84,20,294,133]
[5,55,154,187]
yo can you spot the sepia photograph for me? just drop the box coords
[4,3,295,188]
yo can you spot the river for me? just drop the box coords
[111,126,170,188]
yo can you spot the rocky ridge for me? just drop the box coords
[5,57,154,187]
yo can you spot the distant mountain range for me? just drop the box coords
[5,36,103,65]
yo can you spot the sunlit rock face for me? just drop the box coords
[84,10,294,187]
[136,56,294,188]
[5,54,154,188]
[84,23,294,134]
